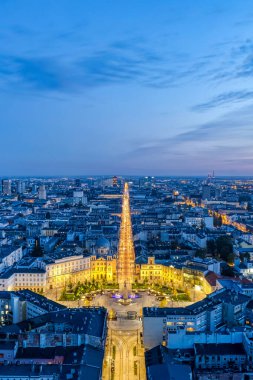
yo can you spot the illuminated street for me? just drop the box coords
[117,182,135,293]
[103,319,146,380]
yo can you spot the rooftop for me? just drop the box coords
[14,289,66,313]
[194,343,246,356]
[15,307,107,337]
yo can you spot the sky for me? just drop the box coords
[1,0,253,176]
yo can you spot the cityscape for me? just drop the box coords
[2,1,253,380]
[1,175,253,380]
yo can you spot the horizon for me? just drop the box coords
[2,174,253,179]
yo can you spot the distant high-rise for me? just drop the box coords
[112,176,118,187]
[73,190,87,205]
[75,178,81,187]
[139,176,155,189]
[202,185,211,201]
[32,184,37,193]
[17,180,26,194]
[215,187,221,200]
[38,185,47,200]
[2,179,11,195]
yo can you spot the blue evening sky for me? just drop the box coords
[1,0,253,176]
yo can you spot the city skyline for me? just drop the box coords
[1,174,253,379]
[1,1,253,175]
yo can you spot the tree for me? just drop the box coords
[160,298,167,307]
[207,239,216,256]
[59,288,67,301]
[170,240,178,250]
[214,215,222,227]
[45,211,51,219]
[195,249,206,259]
[239,195,251,203]
[216,236,233,262]
[227,252,235,264]
[31,238,43,257]
[221,264,234,277]
[240,252,250,261]
[247,203,252,211]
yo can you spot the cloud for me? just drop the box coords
[125,104,253,174]
[0,55,69,91]
[189,38,253,112]
[192,90,253,111]
[0,44,171,92]
[0,39,213,93]
[1,31,253,102]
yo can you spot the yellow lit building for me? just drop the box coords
[46,255,90,289]
[140,257,184,287]
[140,257,164,284]
[90,255,117,282]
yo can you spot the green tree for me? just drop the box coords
[45,211,51,219]
[247,203,252,211]
[170,240,178,250]
[195,249,206,259]
[214,215,222,227]
[59,287,67,301]
[239,195,251,203]
[240,252,250,261]
[227,252,235,264]
[207,239,216,256]
[221,264,234,277]
[31,238,43,257]
[216,236,233,262]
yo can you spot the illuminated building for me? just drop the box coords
[0,289,66,326]
[90,255,117,282]
[143,289,250,350]
[140,258,183,287]
[46,255,91,289]
[117,182,135,294]
[140,257,164,283]
[0,268,46,293]
[0,292,12,325]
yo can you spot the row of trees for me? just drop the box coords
[196,235,234,264]
[59,279,119,301]
[133,279,191,301]
[207,236,234,263]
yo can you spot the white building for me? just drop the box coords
[0,246,23,273]
[185,215,213,229]
[73,190,87,205]
[143,289,249,349]
[38,185,46,200]
[0,269,46,292]
[2,179,11,195]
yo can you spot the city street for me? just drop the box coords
[103,318,146,380]
[49,289,195,310]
